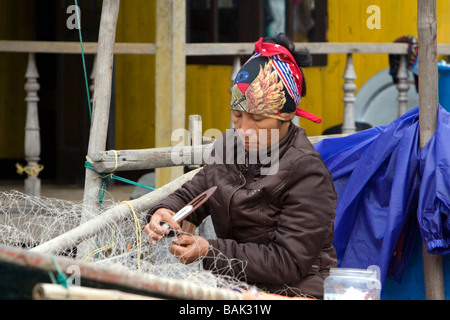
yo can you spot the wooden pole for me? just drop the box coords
[78,0,120,260]
[87,134,347,173]
[33,283,159,300]
[82,0,120,215]
[417,0,444,300]
[155,0,186,188]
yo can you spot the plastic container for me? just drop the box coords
[438,60,450,112]
[323,268,381,300]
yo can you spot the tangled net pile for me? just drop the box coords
[0,190,252,294]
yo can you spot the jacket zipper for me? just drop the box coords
[272,180,286,194]
[245,164,255,186]
[225,171,246,238]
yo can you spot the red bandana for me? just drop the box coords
[230,38,322,124]
[253,38,322,124]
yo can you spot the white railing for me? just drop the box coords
[3,40,450,195]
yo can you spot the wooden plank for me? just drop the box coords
[154,0,186,188]
[10,40,450,55]
[0,40,155,54]
[2,40,450,56]
[3,40,450,56]
[170,0,186,181]
[185,42,411,55]
[439,44,450,54]
[295,42,407,54]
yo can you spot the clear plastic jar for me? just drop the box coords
[324,268,381,300]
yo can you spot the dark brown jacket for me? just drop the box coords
[147,124,337,298]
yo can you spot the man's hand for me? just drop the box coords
[144,208,182,244]
[169,234,209,264]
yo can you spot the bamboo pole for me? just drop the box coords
[417,0,444,300]
[31,168,200,255]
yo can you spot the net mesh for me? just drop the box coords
[0,190,253,296]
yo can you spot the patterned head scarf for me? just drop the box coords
[230,37,322,123]
[389,35,419,92]
[389,35,419,80]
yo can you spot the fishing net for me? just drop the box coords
[0,190,252,295]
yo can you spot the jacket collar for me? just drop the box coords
[236,123,298,175]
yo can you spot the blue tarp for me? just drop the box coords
[314,105,450,286]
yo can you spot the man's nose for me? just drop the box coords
[239,117,253,134]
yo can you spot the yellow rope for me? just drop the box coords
[82,153,142,270]
[82,244,115,263]
[82,202,142,270]
[82,225,116,263]
[16,163,44,177]
[90,150,118,180]
[110,150,119,172]
[85,149,119,173]
[122,200,142,271]
[81,201,142,271]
